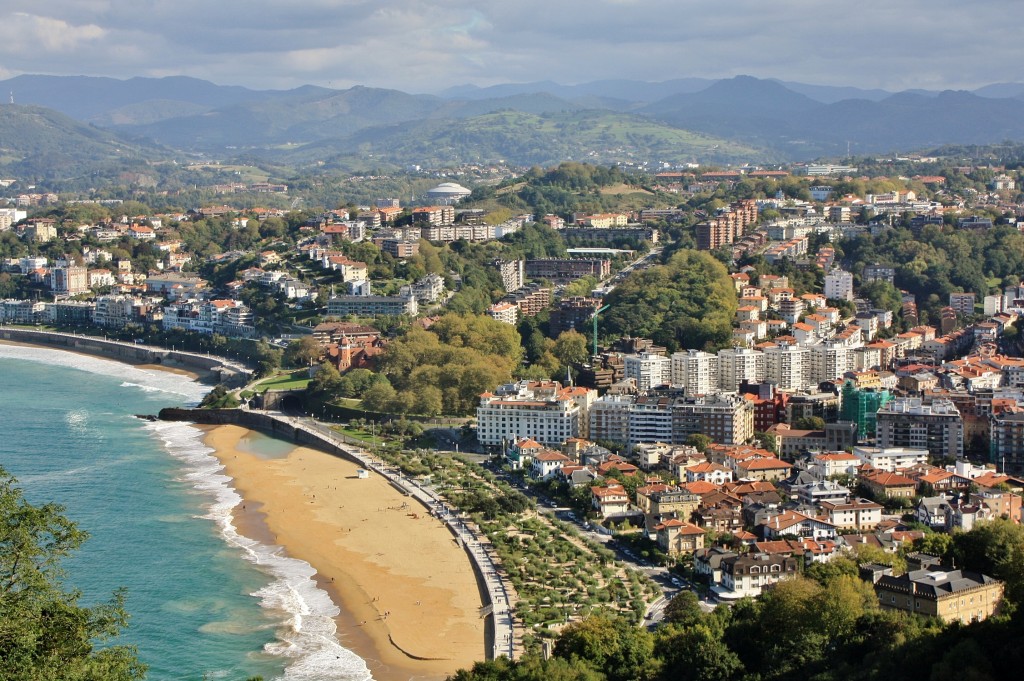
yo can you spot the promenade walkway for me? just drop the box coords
[280,414,517,661]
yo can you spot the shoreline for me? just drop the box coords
[204,424,486,681]
[0,338,203,381]
[0,336,489,679]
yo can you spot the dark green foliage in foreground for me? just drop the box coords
[449,522,1024,681]
[0,467,146,680]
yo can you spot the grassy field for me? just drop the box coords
[599,182,654,196]
[253,370,310,393]
[333,425,386,445]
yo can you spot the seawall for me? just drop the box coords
[158,407,367,466]
[0,328,251,386]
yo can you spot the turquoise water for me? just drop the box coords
[0,345,372,681]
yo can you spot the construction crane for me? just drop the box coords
[591,304,610,357]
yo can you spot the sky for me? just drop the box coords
[0,1,1020,94]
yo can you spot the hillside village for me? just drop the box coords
[3,157,1024,631]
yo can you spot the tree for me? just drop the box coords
[361,380,397,412]
[662,590,703,627]
[602,250,736,352]
[656,623,742,681]
[553,330,590,367]
[554,613,656,681]
[912,533,953,559]
[685,434,712,453]
[283,336,322,368]
[0,467,146,680]
[792,416,825,430]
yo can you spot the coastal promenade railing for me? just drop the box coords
[276,414,518,661]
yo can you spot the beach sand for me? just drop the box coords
[204,424,486,681]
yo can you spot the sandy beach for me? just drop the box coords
[204,424,487,681]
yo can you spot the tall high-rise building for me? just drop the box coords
[624,353,671,391]
[671,349,719,395]
[718,347,765,392]
[824,269,854,301]
[493,259,525,294]
[763,345,810,391]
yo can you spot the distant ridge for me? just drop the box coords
[4,73,1024,166]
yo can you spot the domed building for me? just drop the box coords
[426,182,472,205]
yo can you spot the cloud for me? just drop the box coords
[0,13,106,54]
[0,1,1020,92]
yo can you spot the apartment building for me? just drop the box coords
[588,392,754,447]
[763,345,810,391]
[476,381,597,447]
[493,259,525,294]
[624,353,672,391]
[671,349,719,396]
[718,347,765,391]
[411,205,455,226]
[524,258,611,281]
[326,293,418,318]
[824,269,854,301]
[876,398,964,460]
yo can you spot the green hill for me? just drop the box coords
[275,109,771,169]
[0,104,167,180]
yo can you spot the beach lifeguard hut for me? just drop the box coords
[355,468,369,479]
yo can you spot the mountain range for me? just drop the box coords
[3,73,1024,178]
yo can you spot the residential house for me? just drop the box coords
[809,451,861,480]
[685,462,734,486]
[694,547,737,585]
[761,509,838,541]
[591,484,631,518]
[655,520,706,557]
[531,450,573,480]
[735,456,793,482]
[819,498,884,530]
[715,552,802,600]
[916,495,953,529]
[861,470,918,499]
[872,568,1003,624]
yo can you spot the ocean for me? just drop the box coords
[0,344,372,681]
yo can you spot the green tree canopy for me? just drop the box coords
[601,250,736,352]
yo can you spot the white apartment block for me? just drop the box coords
[671,349,719,395]
[809,342,854,386]
[763,345,810,391]
[162,299,255,337]
[476,381,596,447]
[853,446,929,472]
[624,353,671,391]
[824,269,854,301]
[627,396,675,444]
[487,302,519,325]
[589,393,754,447]
[718,347,765,391]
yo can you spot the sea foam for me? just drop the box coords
[0,343,373,681]
[147,420,372,681]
